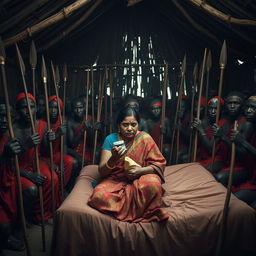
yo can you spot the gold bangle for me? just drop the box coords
[105,161,115,169]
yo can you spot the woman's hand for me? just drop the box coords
[125,167,143,181]
[110,146,126,163]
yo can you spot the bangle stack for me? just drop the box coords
[105,161,115,169]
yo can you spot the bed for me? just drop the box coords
[51,163,256,256]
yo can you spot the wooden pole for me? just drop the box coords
[210,41,227,172]
[109,68,113,134]
[204,50,212,120]
[169,55,186,164]
[29,40,37,97]
[15,43,46,251]
[41,55,56,220]
[0,40,32,256]
[215,120,238,256]
[50,61,64,200]
[192,48,207,162]
[160,63,168,152]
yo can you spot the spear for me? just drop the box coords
[210,41,227,172]
[175,56,186,164]
[62,63,67,120]
[192,48,207,162]
[0,39,31,256]
[188,62,198,162]
[92,72,104,164]
[215,120,237,256]
[15,43,46,251]
[109,68,113,133]
[204,50,212,120]
[159,63,168,152]
[81,69,89,168]
[41,55,56,218]
[169,55,186,164]
[91,65,95,124]
[51,61,64,199]
[29,40,37,97]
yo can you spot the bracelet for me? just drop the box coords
[105,161,115,169]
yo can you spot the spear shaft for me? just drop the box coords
[41,56,56,219]
[15,43,46,251]
[192,48,207,162]
[109,68,113,133]
[81,69,89,168]
[51,61,64,199]
[160,64,168,152]
[0,46,32,256]
[215,120,237,256]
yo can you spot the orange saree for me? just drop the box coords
[88,131,169,223]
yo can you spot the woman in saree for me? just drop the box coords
[88,107,169,223]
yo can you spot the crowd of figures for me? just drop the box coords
[0,89,256,253]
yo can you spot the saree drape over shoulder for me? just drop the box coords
[88,131,169,223]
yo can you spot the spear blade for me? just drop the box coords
[63,63,67,82]
[181,54,187,75]
[193,62,198,82]
[41,55,47,82]
[0,37,6,60]
[55,65,60,85]
[206,50,212,71]
[219,40,227,67]
[15,43,26,75]
[29,40,37,69]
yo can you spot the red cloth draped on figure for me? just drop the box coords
[197,119,228,166]
[0,134,17,225]
[73,120,93,164]
[217,116,246,173]
[88,131,169,223]
[19,119,61,222]
[233,132,256,192]
[43,116,73,187]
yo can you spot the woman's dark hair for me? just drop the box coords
[116,107,140,125]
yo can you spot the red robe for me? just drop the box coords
[0,133,17,225]
[88,131,169,223]
[73,122,93,164]
[18,119,60,222]
[46,117,73,187]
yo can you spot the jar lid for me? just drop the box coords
[113,140,125,146]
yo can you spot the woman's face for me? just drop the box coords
[119,115,138,140]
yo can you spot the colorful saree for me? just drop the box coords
[88,131,169,223]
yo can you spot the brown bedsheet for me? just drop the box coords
[51,163,256,256]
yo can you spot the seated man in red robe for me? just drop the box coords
[13,93,60,223]
[212,91,251,186]
[230,95,256,209]
[0,99,25,252]
[67,97,93,167]
[191,96,225,172]
[88,107,168,223]
[43,96,79,192]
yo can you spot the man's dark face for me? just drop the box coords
[49,100,58,120]
[0,104,7,133]
[125,101,139,112]
[244,100,256,121]
[178,100,187,119]
[73,100,85,119]
[37,98,45,118]
[150,105,161,119]
[226,96,242,117]
[207,100,218,122]
[16,98,36,123]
